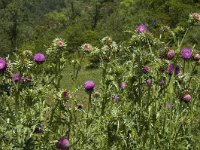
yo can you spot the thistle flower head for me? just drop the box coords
[180,48,192,60]
[145,79,152,86]
[33,53,45,63]
[167,64,180,75]
[84,80,95,93]
[193,53,200,61]
[136,24,148,33]
[120,81,126,90]
[192,13,200,21]
[12,73,20,82]
[0,58,7,72]
[166,49,175,60]
[81,43,93,53]
[57,137,70,150]
[183,94,192,103]
[142,65,150,74]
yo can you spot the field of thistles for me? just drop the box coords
[0,14,200,150]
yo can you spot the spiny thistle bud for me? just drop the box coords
[192,13,200,21]
[56,40,64,49]
[193,53,200,61]
[81,43,93,53]
[101,36,113,45]
[166,49,175,60]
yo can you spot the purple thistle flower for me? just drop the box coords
[33,53,45,63]
[113,96,120,103]
[142,65,150,74]
[12,73,20,82]
[84,80,95,93]
[183,94,192,103]
[145,79,152,86]
[166,49,175,60]
[0,58,7,72]
[175,65,180,75]
[120,81,126,90]
[57,137,70,150]
[167,64,180,75]
[136,24,148,33]
[180,48,192,60]
[63,91,69,99]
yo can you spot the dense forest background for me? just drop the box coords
[0,0,200,56]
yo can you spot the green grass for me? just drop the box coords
[60,57,101,103]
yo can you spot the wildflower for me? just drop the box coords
[193,53,200,61]
[167,64,180,75]
[142,65,150,74]
[113,96,120,103]
[57,137,70,150]
[145,79,152,86]
[81,43,93,53]
[136,24,148,33]
[120,81,126,90]
[12,73,20,82]
[166,49,175,60]
[33,53,45,63]
[84,80,95,93]
[101,36,113,45]
[183,94,192,103]
[0,58,7,72]
[62,91,69,99]
[180,48,192,60]
[192,13,200,21]
[56,40,64,48]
